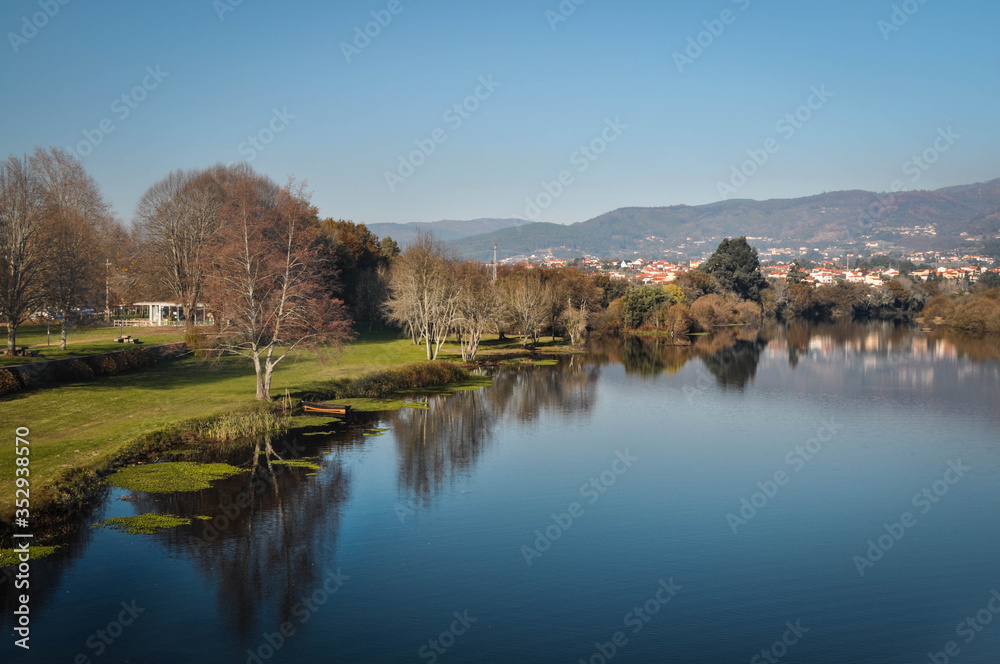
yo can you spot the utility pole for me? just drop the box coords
[105,259,112,323]
[492,243,498,282]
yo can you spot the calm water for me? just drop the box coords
[4,322,1000,663]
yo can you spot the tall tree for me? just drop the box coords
[499,270,552,346]
[32,147,111,348]
[385,232,458,360]
[0,154,46,355]
[134,166,228,326]
[702,237,767,303]
[202,171,351,400]
[453,261,502,361]
[318,219,382,309]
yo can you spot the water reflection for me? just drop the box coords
[392,357,600,500]
[590,322,999,390]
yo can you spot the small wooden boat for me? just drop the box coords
[301,401,352,416]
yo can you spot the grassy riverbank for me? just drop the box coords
[0,329,428,518]
[0,329,577,521]
[0,324,186,366]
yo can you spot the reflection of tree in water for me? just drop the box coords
[594,330,766,389]
[391,358,599,501]
[700,338,766,389]
[392,389,495,501]
[149,433,352,638]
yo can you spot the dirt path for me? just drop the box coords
[27,335,119,349]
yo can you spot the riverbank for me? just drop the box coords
[0,330,577,534]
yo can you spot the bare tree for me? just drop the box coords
[385,233,458,360]
[0,154,46,355]
[32,147,111,348]
[453,262,502,361]
[134,165,229,327]
[500,270,552,346]
[202,170,351,400]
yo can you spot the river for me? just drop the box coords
[3,322,1000,663]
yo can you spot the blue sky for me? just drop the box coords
[1,0,998,226]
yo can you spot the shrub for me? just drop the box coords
[690,294,735,331]
[734,300,763,327]
[12,368,35,390]
[591,297,625,337]
[923,294,956,322]
[0,368,21,397]
[308,362,470,401]
[54,359,95,382]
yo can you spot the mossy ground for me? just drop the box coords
[95,513,194,535]
[107,462,245,493]
[0,546,59,567]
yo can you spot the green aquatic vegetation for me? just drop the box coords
[0,546,59,567]
[95,513,192,535]
[339,397,428,412]
[399,375,493,395]
[268,459,322,470]
[108,462,245,493]
[288,415,342,428]
[533,359,559,366]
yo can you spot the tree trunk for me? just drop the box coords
[253,354,268,400]
[261,362,275,401]
[60,318,68,350]
[6,325,15,356]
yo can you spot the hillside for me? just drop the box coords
[444,178,1000,259]
[365,218,533,244]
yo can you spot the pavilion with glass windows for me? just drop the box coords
[133,302,210,326]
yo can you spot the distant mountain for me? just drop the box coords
[447,178,1000,260]
[366,218,533,245]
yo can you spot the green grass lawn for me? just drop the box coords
[0,328,428,516]
[1,324,186,366]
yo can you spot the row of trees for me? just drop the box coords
[0,150,371,398]
[0,148,122,354]
[384,234,607,361]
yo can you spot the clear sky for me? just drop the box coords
[2,0,998,226]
